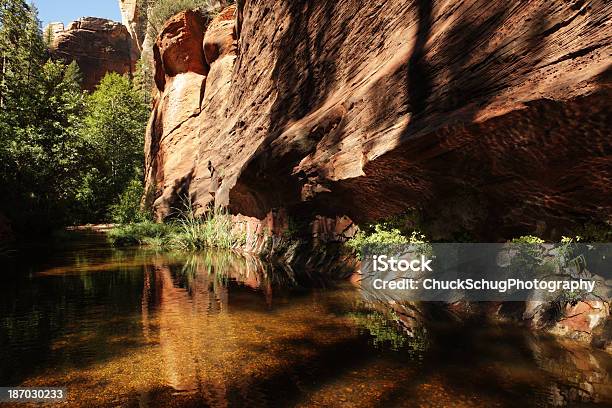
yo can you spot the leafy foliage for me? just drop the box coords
[574,222,612,243]
[346,224,429,260]
[507,235,546,279]
[107,221,170,247]
[510,235,545,245]
[0,1,88,232]
[0,1,150,234]
[77,73,149,222]
[347,225,408,256]
[169,204,245,250]
[109,177,150,224]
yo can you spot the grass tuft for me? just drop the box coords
[108,203,245,250]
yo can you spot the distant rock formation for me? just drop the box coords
[44,22,65,38]
[47,17,138,90]
[144,0,611,241]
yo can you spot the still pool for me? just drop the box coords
[1,232,611,407]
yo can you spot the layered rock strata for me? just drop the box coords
[145,0,611,242]
[48,17,138,90]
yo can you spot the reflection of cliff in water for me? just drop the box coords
[2,238,612,407]
[140,251,294,401]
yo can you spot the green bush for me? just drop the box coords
[575,223,612,243]
[510,235,545,245]
[555,235,584,270]
[109,177,150,224]
[347,225,407,252]
[77,73,149,222]
[346,224,429,260]
[507,235,589,282]
[508,236,546,277]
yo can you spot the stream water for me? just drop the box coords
[1,231,611,407]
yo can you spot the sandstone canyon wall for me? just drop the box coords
[117,1,234,62]
[145,0,611,241]
[49,17,138,90]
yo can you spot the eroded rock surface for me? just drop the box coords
[145,0,611,241]
[49,17,138,90]
[549,301,612,348]
[145,10,210,216]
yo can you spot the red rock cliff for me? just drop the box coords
[49,17,138,90]
[145,1,611,240]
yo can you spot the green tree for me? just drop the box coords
[0,0,46,113]
[1,60,85,231]
[78,73,149,221]
[109,177,148,224]
[0,2,151,234]
[0,1,87,232]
